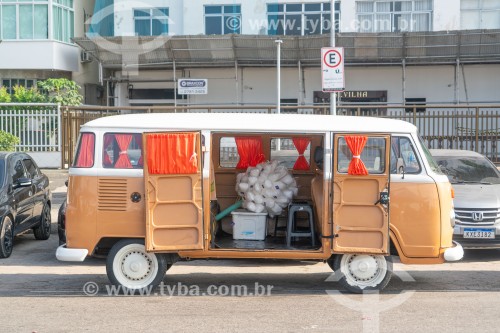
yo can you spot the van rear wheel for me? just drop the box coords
[332,254,393,293]
[106,239,168,292]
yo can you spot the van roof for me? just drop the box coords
[81,113,417,134]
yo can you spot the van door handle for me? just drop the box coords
[374,191,389,206]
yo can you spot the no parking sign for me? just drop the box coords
[321,47,345,92]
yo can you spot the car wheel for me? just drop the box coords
[33,204,51,240]
[57,201,66,245]
[0,216,14,259]
[106,239,168,293]
[332,253,393,293]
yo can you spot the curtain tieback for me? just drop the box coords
[353,155,361,159]
[189,152,197,162]
[119,151,128,155]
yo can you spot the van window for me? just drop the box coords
[73,133,95,168]
[103,133,143,169]
[219,137,239,168]
[270,138,311,170]
[390,137,421,174]
[337,137,386,174]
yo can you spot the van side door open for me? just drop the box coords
[143,132,204,251]
[333,134,391,255]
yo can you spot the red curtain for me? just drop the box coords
[114,134,133,168]
[235,136,266,169]
[147,133,198,174]
[345,136,369,175]
[292,137,310,170]
[102,134,114,167]
[74,133,94,168]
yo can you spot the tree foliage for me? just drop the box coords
[37,78,83,106]
[12,85,45,103]
[0,131,20,151]
[0,87,11,103]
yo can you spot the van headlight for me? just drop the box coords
[450,209,456,228]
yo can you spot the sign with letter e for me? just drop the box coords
[178,79,208,94]
[321,47,345,92]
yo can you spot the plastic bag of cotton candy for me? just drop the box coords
[235,160,298,217]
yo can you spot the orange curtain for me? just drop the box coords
[114,134,133,168]
[292,137,310,170]
[74,133,94,168]
[147,133,198,174]
[235,136,265,169]
[345,136,369,175]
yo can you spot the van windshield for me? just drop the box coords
[418,135,443,174]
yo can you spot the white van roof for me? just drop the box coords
[81,113,417,134]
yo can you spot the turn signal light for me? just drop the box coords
[451,188,455,199]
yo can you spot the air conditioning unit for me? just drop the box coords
[80,51,92,63]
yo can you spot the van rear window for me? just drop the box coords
[73,133,95,168]
[103,133,143,169]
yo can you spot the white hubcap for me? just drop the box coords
[122,251,151,281]
[348,255,379,281]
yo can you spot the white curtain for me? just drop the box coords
[356,1,374,13]
[413,12,430,31]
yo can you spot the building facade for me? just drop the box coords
[0,0,101,103]
[79,0,500,108]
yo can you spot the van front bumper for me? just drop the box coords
[444,241,464,262]
[56,244,88,262]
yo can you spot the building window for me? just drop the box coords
[267,2,338,36]
[461,0,500,29]
[355,0,433,32]
[0,1,49,40]
[405,97,426,112]
[134,7,168,36]
[1,79,36,94]
[53,0,74,43]
[205,5,241,35]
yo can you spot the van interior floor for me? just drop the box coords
[211,233,321,251]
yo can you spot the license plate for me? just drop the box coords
[463,228,495,239]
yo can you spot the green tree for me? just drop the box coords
[37,78,83,106]
[0,86,11,103]
[0,131,20,151]
[12,85,46,103]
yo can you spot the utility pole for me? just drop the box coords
[275,39,283,114]
[330,0,336,116]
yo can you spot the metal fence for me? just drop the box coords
[59,104,500,167]
[0,104,60,152]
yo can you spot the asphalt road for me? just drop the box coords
[0,170,499,332]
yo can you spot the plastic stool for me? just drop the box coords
[286,203,315,247]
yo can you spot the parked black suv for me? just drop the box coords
[0,152,51,258]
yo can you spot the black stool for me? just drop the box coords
[286,203,315,247]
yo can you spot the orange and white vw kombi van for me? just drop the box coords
[56,113,463,293]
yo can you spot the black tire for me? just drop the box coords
[332,253,393,294]
[33,204,51,240]
[0,217,14,259]
[106,239,168,292]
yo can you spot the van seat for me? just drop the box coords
[310,174,324,231]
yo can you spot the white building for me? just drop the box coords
[0,0,101,104]
[76,0,500,108]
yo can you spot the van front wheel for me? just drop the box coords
[106,239,168,292]
[332,254,393,293]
